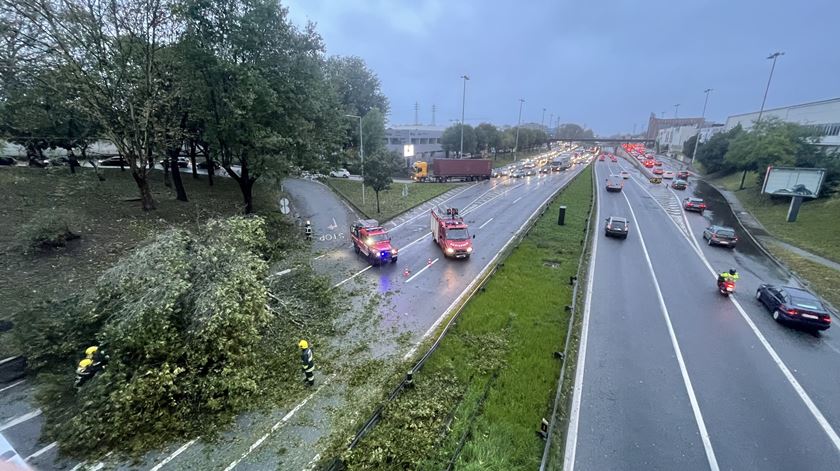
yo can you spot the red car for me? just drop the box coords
[652,168,663,175]
[654,160,663,166]
[598,155,605,161]
[610,156,617,162]
[643,160,654,168]
[677,171,690,179]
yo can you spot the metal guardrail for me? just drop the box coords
[538,163,597,470]
[325,165,592,471]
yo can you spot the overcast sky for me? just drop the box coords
[285,0,840,136]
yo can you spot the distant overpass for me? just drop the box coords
[549,137,655,144]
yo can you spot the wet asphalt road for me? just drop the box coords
[567,156,840,470]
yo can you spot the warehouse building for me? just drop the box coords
[725,97,840,149]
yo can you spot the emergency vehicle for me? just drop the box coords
[431,208,473,259]
[350,219,398,265]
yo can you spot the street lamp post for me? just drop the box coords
[514,99,525,161]
[757,52,784,124]
[541,108,546,128]
[673,103,680,118]
[691,88,713,166]
[345,114,365,205]
[460,75,469,158]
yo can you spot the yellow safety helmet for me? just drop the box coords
[298,339,309,349]
[85,346,98,356]
[78,358,93,368]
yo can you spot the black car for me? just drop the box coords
[99,156,128,167]
[160,156,189,168]
[197,160,221,170]
[702,225,737,247]
[604,216,629,239]
[670,179,688,190]
[0,156,16,166]
[756,284,831,331]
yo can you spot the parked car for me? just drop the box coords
[99,156,128,167]
[0,156,17,166]
[329,168,351,178]
[702,225,738,248]
[670,179,687,190]
[160,156,189,168]
[197,160,221,170]
[604,216,629,239]
[756,284,831,331]
[683,197,706,213]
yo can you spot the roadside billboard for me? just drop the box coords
[761,166,826,199]
[403,144,415,158]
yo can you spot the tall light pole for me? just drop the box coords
[514,98,525,161]
[691,88,713,166]
[673,103,680,118]
[345,114,365,205]
[459,75,469,158]
[757,52,784,124]
[549,113,554,134]
[541,108,546,128]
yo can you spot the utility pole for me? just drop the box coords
[431,104,436,126]
[414,102,419,126]
[757,52,784,123]
[514,98,525,161]
[549,113,554,134]
[691,88,713,166]
[541,108,546,128]
[673,104,680,118]
[459,75,469,158]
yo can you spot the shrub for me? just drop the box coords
[16,209,80,252]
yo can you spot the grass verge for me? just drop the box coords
[766,243,840,310]
[710,171,840,262]
[324,178,462,221]
[342,165,594,470]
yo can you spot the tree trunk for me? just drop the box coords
[739,169,748,190]
[119,155,125,171]
[82,147,104,181]
[202,143,214,187]
[242,178,254,213]
[67,149,79,174]
[224,152,254,213]
[130,168,156,211]
[163,158,172,187]
[189,140,198,178]
[169,146,188,202]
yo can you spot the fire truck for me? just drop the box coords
[431,207,473,259]
[350,219,398,265]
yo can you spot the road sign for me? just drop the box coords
[279,198,290,214]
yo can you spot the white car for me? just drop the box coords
[329,168,351,178]
[620,171,630,179]
[663,171,675,179]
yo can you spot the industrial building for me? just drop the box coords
[724,97,840,149]
[384,125,445,164]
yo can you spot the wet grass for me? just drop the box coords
[344,165,593,469]
[0,167,283,357]
[766,243,840,311]
[324,178,461,222]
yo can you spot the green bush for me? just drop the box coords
[17,215,341,459]
[16,209,80,252]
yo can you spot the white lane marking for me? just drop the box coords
[25,441,57,462]
[405,258,439,283]
[621,191,720,471]
[0,379,25,393]
[331,266,373,289]
[563,174,600,470]
[388,184,478,232]
[222,375,334,471]
[479,217,494,229]
[512,196,523,204]
[403,169,582,361]
[0,409,42,432]
[148,439,198,471]
[314,253,328,260]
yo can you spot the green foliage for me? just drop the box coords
[555,123,594,140]
[325,178,461,221]
[15,209,80,253]
[364,150,396,213]
[695,125,743,173]
[441,123,477,156]
[16,215,339,458]
[475,123,501,154]
[362,108,387,156]
[683,134,698,159]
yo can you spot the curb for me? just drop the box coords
[701,180,839,316]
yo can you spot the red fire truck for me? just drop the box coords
[431,208,473,259]
[350,219,398,265]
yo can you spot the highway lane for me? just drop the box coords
[569,158,840,470]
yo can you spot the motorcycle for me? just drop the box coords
[718,280,735,297]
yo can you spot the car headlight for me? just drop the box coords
[366,238,374,245]
[392,248,398,254]
[446,247,454,254]
[466,247,473,253]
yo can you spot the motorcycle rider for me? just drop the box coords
[717,268,740,289]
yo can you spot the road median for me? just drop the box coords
[323,177,464,222]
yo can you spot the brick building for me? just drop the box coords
[646,113,705,139]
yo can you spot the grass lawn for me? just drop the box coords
[711,170,759,191]
[324,178,462,222]
[0,167,282,357]
[344,165,593,470]
[767,243,840,310]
